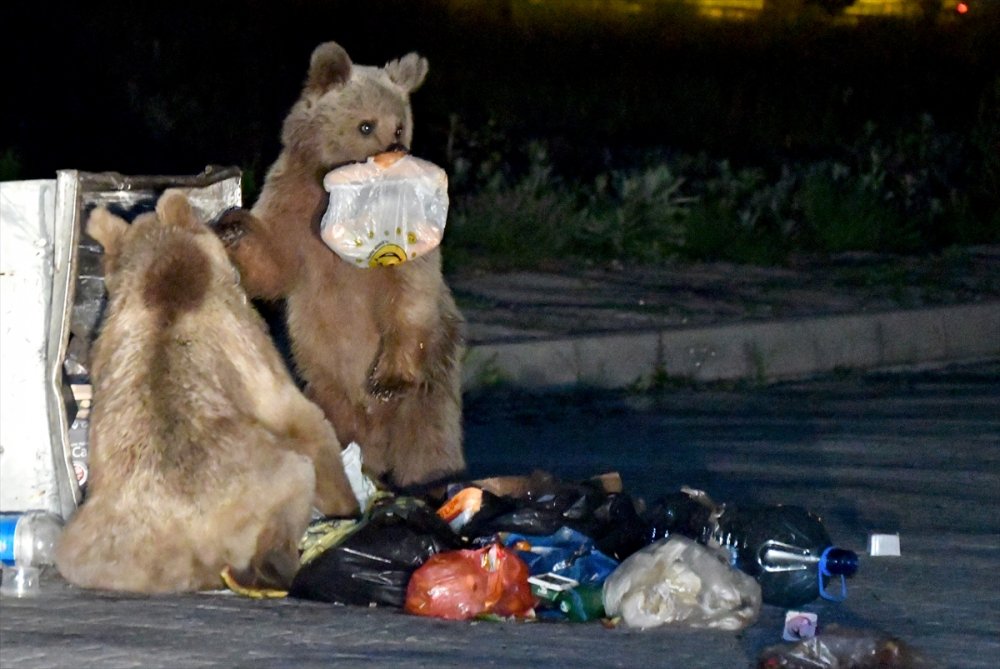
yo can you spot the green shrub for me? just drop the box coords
[679,160,795,264]
[574,165,692,263]
[445,143,588,271]
[443,114,996,271]
[967,78,1000,241]
[797,166,908,253]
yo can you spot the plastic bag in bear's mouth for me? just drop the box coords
[320,152,448,269]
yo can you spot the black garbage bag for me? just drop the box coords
[289,495,465,607]
[642,490,715,543]
[588,492,652,562]
[641,488,861,608]
[458,475,649,562]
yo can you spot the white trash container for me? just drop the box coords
[0,167,241,520]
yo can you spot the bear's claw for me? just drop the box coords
[211,207,253,247]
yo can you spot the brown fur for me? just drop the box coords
[55,191,358,594]
[214,41,465,488]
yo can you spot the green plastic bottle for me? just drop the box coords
[555,583,606,622]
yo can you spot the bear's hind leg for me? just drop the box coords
[382,385,465,488]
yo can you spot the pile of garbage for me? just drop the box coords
[286,470,856,628]
[276,469,932,667]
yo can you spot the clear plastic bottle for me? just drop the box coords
[708,505,859,608]
[646,493,859,608]
[0,510,64,567]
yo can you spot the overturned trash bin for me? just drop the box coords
[0,167,241,520]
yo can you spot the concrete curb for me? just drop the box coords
[462,301,1000,390]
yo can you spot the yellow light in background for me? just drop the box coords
[477,1,969,23]
[683,0,764,20]
[843,0,922,17]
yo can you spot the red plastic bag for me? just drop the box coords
[404,544,537,620]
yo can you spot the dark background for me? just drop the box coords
[2,1,997,196]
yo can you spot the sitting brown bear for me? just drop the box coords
[215,41,465,489]
[55,192,358,594]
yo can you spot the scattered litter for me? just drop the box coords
[602,535,761,631]
[783,610,818,641]
[757,624,929,668]
[340,442,378,512]
[290,495,462,607]
[505,526,618,622]
[643,488,860,607]
[503,526,618,588]
[404,544,536,621]
[220,566,287,600]
[869,533,902,557]
[437,486,483,531]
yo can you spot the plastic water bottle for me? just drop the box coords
[708,505,859,608]
[0,511,64,567]
[646,493,859,608]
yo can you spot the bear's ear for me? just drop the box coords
[156,189,199,230]
[306,41,353,94]
[85,207,129,257]
[385,52,428,94]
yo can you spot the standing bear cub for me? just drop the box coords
[56,192,358,594]
[215,41,465,489]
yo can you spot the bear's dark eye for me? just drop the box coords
[359,121,375,136]
[394,125,404,139]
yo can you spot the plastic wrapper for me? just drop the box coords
[602,536,761,631]
[437,486,484,531]
[320,152,448,268]
[339,441,377,512]
[503,526,618,586]
[404,544,537,621]
[289,495,463,607]
[504,526,618,622]
[756,625,930,668]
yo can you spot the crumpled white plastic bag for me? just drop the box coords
[320,152,448,268]
[602,535,761,630]
[339,441,378,512]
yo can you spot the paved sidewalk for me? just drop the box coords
[2,363,998,668]
[1,250,997,669]
[451,247,1000,388]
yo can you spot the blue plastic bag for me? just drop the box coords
[503,526,618,586]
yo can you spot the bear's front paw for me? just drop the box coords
[367,355,419,402]
[367,369,415,402]
[211,207,254,248]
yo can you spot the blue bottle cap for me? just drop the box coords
[818,546,859,602]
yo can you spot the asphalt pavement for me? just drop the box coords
[2,362,998,668]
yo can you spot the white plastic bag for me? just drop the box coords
[602,536,761,630]
[320,152,448,268]
[339,442,378,512]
